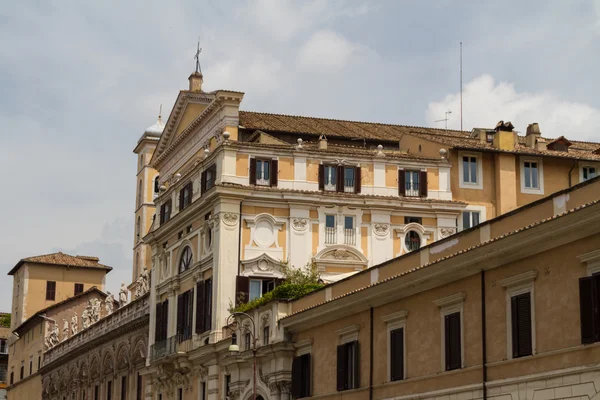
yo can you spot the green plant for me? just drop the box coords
[232,283,323,313]
[0,314,11,328]
[282,261,320,286]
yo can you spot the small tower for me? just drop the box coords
[131,111,164,292]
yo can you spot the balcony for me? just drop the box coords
[150,334,192,363]
[344,228,356,245]
[43,293,149,367]
[325,227,336,244]
[405,181,420,197]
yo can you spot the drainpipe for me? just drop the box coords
[237,200,243,275]
[481,271,487,400]
[369,307,374,400]
[568,160,577,187]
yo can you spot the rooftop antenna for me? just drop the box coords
[460,41,463,131]
[159,104,162,119]
[194,38,202,74]
[435,111,452,129]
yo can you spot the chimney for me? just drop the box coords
[493,120,516,150]
[525,123,541,148]
[188,72,203,92]
[318,134,328,150]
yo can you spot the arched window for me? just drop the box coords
[405,231,421,252]
[137,179,143,208]
[136,216,141,242]
[178,246,193,273]
[153,176,160,197]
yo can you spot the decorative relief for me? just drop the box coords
[221,212,239,227]
[333,249,352,260]
[292,218,308,232]
[440,227,456,238]
[373,223,390,236]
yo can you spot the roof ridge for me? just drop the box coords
[239,110,470,135]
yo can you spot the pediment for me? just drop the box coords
[315,245,368,263]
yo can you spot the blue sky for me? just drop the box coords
[0,0,599,311]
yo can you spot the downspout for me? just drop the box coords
[369,307,374,400]
[237,200,243,275]
[568,160,577,187]
[481,271,487,400]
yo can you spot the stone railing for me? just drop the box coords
[43,294,149,366]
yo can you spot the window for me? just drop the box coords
[461,211,480,230]
[176,289,194,341]
[153,176,160,197]
[136,374,143,400]
[389,328,404,381]
[38,356,41,369]
[137,179,143,208]
[178,246,193,273]
[486,132,494,143]
[404,216,422,225]
[291,353,311,398]
[160,199,172,225]
[74,283,84,295]
[136,216,141,242]
[344,216,355,245]
[263,326,270,346]
[224,375,231,398]
[154,300,169,343]
[405,170,419,197]
[325,215,336,244]
[318,165,360,193]
[10,371,13,385]
[179,181,193,211]
[121,376,127,400]
[399,169,427,197]
[95,385,99,400]
[46,281,56,301]
[20,365,23,379]
[520,158,544,194]
[248,279,276,302]
[195,278,213,335]
[511,292,533,358]
[178,388,183,400]
[324,165,337,191]
[444,312,462,371]
[29,360,32,375]
[250,158,278,187]
[336,341,359,391]
[245,332,251,350]
[200,382,206,400]
[580,273,600,344]
[107,380,112,400]
[582,166,597,182]
[458,153,482,189]
[0,339,7,354]
[404,231,421,252]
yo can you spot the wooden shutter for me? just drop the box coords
[579,276,599,344]
[270,159,278,187]
[177,294,184,336]
[318,164,325,191]
[336,165,344,192]
[187,290,194,336]
[200,171,207,195]
[211,164,217,186]
[291,356,302,398]
[196,281,205,334]
[154,177,160,193]
[162,301,169,341]
[512,293,532,357]
[354,167,361,194]
[236,276,250,305]
[205,278,213,331]
[390,328,404,381]
[398,170,406,196]
[155,303,162,341]
[249,158,257,185]
[351,341,360,389]
[303,354,312,397]
[419,170,428,197]
[179,188,185,210]
[445,312,461,370]
[336,344,346,391]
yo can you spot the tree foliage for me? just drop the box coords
[0,314,11,328]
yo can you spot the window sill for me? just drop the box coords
[521,187,544,195]
[458,181,483,190]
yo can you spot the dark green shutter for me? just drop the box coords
[318,164,325,191]
[336,344,346,391]
[390,328,404,381]
[580,276,598,344]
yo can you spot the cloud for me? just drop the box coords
[298,30,361,70]
[426,74,600,142]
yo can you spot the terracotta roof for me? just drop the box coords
[13,287,108,335]
[8,252,112,275]
[282,197,600,320]
[239,111,469,142]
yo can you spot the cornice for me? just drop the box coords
[498,270,538,288]
[433,292,466,307]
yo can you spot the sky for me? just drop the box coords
[0,0,599,311]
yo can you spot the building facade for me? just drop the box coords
[0,314,10,400]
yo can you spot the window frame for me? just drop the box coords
[323,164,338,192]
[404,230,422,252]
[255,158,272,186]
[580,165,598,182]
[458,152,483,190]
[382,310,407,382]
[520,157,544,195]
[434,293,465,372]
[46,281,56,301]
[178,246,193,274]
[74,283,84,296]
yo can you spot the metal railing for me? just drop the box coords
[405,181,420,197]
[343,178,355,193]
[150,334,192,363]
[344,228,356,245]
[325,227,336,244]
[0,365,6,383]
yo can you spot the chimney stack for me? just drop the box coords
[493,120,516,150]
[188,72,203,92]
[525,123,541,148]
[318,134,328,150]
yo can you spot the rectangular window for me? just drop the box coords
[107,381,112,400]
[201,164,217,193]
[404,170,420,197]
[95,385,99,400]
[20,365,23,379]
[524,161,539,189]
[176,290,194,341]
[390,328,404,381]
[0,339,6,354]
[121,376,127,400]
[511,292,533,358]
[263,326,270,346]
[324,165,337,191]
[136,373,142,400]
[444,312,462,371]
[224,375,231,398]
[462,156,478,184]
[178,388,183,400]
[74,283,84,295]
[343,167,356,192]
[462,211,480,230]
[583,166,597,181]
[201,382,206,400]
[38,356,41,370]
[160,200,172,225]
[579,274,600,344]
[344,216,355,245]
[256,159,271,185]
[291,353,312,398]
[29,360,32,375]
[325,215,336,244]
[249,280,262,302]
[10,371,13,385]
[404,216,422,225]
[46,281,56,301]
[179,181,193,211]
[336,341,359,391]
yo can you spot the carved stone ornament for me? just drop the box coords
[221,213,239,227]
[440,227,456,238]
[373,223,390,236]
[268,381,291,395]
[292,218,308,232]
[333,249,350,260]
